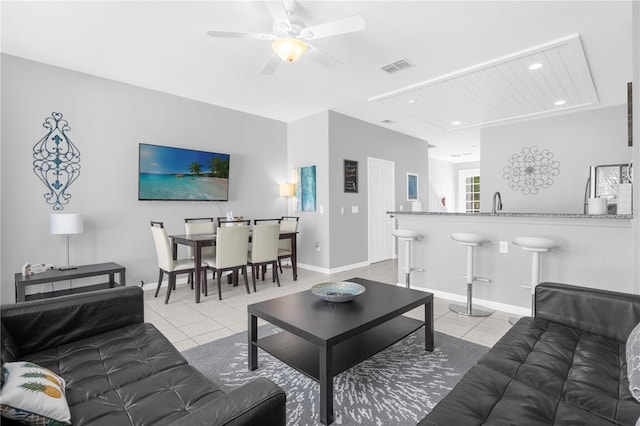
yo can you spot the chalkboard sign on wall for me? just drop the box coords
[344,160,358,193]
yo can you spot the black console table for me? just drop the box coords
[15,262,126,302]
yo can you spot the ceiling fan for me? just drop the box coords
[206,1,366,74]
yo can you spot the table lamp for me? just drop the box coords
[50,213,84,270]
[279,183,295,197]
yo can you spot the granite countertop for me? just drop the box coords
[389,211,633,219]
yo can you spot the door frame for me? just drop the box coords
[367,157,396,263]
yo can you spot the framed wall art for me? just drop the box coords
[343,159,358,193]
[296,165,317,212]
[407,173,418,201]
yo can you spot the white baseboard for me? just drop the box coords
[297,261,370,275]
[395,283,531,316]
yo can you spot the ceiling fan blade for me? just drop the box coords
[207,30,276,40]
[300,15,366,40]
[306,43,344,69]
[265,1,291,25]
[261,52,281,75]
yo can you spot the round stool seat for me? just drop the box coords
[513,237,557,252]
[451,232,488,246]
[392,229,423,240]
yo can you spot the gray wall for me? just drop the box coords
[632,0,640,292]
[1,54,287,302]
[327,112,429,269]
[287,112,331,270]
[286,111,429,271]
[481,104,631,214]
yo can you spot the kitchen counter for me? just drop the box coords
[391,212,634,315]
[390,211,632,219]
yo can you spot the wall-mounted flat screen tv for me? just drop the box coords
[138,143,230,201]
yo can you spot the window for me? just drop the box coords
[458,169,480,213]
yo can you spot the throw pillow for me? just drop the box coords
[0,361,71,425]
[627,321,640,402]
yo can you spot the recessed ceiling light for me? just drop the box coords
[407,99,416,104]
[554,100,567,106]
[380,119,394,124]
[528,63,543,70]
[450,154,461,158]
[451,121,462,126]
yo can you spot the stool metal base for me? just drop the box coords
[449,303,493,317]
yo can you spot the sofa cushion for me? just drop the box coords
[0,361,71,425]
[20,322,224,425]
[421,317,640,425]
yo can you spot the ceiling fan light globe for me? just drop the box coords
[272,37,308,63]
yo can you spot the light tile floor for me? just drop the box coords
[143,260,512,352]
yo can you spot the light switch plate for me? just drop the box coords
[499,241,508,253]
[352,206,359,213]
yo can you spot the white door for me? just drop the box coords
[368,157,395,263]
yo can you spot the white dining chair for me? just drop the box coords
[204,225,250,300]
[185,217,216,288]
[248,223,281,291]
[150,221,205,304]
[278,216,299,274]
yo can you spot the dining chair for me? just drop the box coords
[253,218,281,225]
[184,218,216,290]
[247,223,281,291]
[278,216,299,274]
[253,219,282,279]
[150,221,204,304]
[204,224,251,300]
[218,218,251,227]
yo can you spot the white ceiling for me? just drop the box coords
[1,1,633,163]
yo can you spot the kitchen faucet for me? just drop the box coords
[492,192,503,213]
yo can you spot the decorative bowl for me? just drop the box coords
[311,281,366,303]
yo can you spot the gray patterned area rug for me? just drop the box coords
[182,325,488,426]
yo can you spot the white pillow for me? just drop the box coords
[0,361,71,425]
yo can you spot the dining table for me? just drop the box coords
[170,230,298,303]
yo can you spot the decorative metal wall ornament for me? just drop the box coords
[32,112,81,210]
[503,146,559,195]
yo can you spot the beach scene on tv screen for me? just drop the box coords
[139,144,229,201]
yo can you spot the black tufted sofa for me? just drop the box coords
[1,286,286,425]
[420,282,640,426]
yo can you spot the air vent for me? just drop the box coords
[380,119,395,124]
[381,58,414,74]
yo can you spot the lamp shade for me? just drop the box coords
[272,37,308,63]
[50,213,84,235]
[279,183,295,197]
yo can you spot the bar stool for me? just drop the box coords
[392,229,424,288]
[449,233,493,317]
[510,237,558,324]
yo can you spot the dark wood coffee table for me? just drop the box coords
[248,277,434,425]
